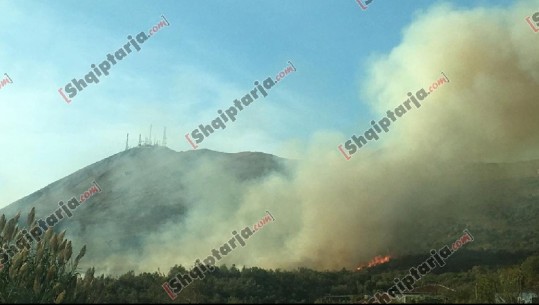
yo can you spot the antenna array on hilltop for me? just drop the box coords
[124,126,167,151]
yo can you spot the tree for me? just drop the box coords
[498,267,523,303]
[521,255,539,289]
[475,275,497,303]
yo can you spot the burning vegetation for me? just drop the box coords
[356,255,391,271]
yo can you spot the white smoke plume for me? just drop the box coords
[77,1,539,274]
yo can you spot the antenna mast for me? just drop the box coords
[125,133,129,151]
[163,127,167,147]
[149,125,152,145]
[139,134,142,146]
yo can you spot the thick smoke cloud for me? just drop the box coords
[77,1,539,274]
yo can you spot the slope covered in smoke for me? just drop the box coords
[0,146,292,274]
[1,145,538,276]
[165,1,539,272]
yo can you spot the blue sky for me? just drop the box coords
[0,0,521,206]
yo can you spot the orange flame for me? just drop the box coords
[356,255,391,271]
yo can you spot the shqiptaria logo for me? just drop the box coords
[525,11,539,33]
[355,0,374,11]
[0,73,13,92]
[162,211,276,300]
[369,229,474,304]
[58,15,170,104]
[185,61,296,149]
[338,72,450,161]
[0,181,102,271]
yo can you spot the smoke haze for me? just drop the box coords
[130,2,539,273]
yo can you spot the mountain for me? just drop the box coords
[0,146,291,274]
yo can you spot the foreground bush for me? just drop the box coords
[0,208,86,303]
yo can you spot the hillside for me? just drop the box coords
[1,147,539,275]
[0,146,291,274]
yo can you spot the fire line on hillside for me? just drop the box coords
[356,255,391,271]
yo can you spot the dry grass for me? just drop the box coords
[0,207,88,303]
